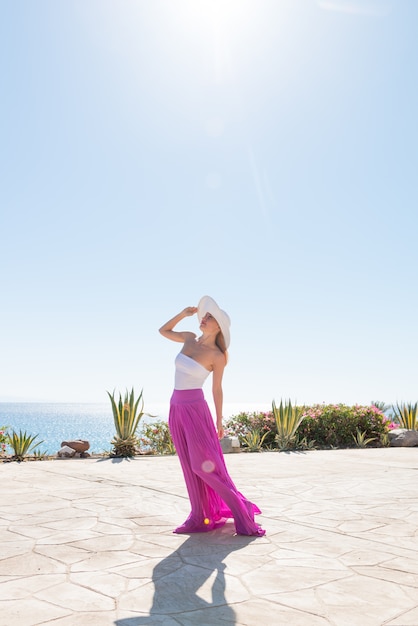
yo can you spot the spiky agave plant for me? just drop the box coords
[242,428,269,452]
[8,430,44,461]
[107,388,145,457]
[272,399,305,450]
[392,402,418,430]
[352,428,375,448]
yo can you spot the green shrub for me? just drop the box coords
[224,411,277,448]
[0,427,8,456]
[225,404,390,450]
[139,420,175,455]
[297,404,389,448]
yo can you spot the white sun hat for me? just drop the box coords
[197,295,231,349]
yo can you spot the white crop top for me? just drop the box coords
[174,353,211,390]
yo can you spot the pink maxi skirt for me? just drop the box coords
[168,389,265,536]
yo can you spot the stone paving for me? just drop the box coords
[1,448,418,626]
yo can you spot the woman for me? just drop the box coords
[159,295,265,537]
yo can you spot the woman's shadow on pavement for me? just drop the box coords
[114,525,259,625]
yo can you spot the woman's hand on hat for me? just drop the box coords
[182,306,198,317]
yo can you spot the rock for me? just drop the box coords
[220,436,240,454]
[388,429,418,447]
[57,445,76,458]
[61,440,90,453]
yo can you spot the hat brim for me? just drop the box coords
[197,295,231,350]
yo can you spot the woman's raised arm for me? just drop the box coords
[159,307,198,343]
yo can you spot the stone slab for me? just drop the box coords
[1,448,418,625]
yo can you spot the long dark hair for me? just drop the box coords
[215,331,228,364]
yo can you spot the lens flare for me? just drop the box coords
[201,459,215,473]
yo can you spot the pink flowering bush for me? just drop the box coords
[0,427,8,456]
[139,420,175,455]
[297,404,390,448]
[224,411,277,448]
[225,404,391,449]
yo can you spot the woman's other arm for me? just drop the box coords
[212,356,226,439]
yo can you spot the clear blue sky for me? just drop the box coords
[1,0,417,416]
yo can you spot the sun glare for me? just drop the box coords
[176,0,252,27]
[77,0,294,104]
[172,0,258,83]
[192,0,248,29]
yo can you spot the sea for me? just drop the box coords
[0,403,167,456]
[0,401,268,456]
